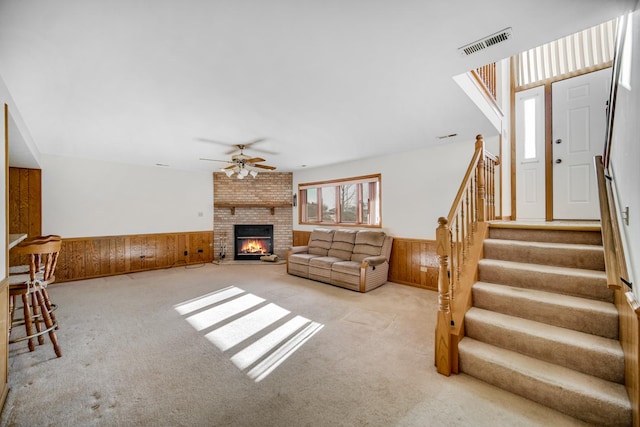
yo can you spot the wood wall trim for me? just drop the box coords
[510,56,517,220]
[545,83,553,221]
[617,285,640,426]
[55,230,214,282]
[1,105,9,411]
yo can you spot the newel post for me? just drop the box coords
[475,134,486,222]
[435,217,453,376]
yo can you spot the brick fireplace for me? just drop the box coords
[213,172,293,261]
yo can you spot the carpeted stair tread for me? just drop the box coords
[458,338,631,426]
[464,307,624,383]
[488,223,602,245]
[483,238,605,271]
[472,281,618,339]
[478,258,612,303]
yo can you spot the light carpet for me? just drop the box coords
[1,263,591,426]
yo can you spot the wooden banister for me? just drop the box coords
[595,154,640,425]
[434,134,499,376]
[595,156,624,290]
[472,63,497,101]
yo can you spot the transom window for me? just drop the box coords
[298,174,381,227]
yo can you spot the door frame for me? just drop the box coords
[510,62,613,221]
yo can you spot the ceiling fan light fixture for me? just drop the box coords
[224,169,234,177]
[240,168,249,177]
[250,170,258,178]
[237,173,245,179]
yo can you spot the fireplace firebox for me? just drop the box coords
[234,224,273,260]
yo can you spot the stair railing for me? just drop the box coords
[595,155,640,424]
[435,134,499,376]
[595,155,628,291]
[472,63,497,101]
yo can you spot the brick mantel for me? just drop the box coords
[213,172,293,260]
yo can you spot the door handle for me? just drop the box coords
[555,159,562,164]
[555,139,562,144]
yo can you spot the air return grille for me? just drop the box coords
[459,28,513,56]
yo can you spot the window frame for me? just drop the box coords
[298,174,381,228]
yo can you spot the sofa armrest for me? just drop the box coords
[289,245,309,255]
[361,255,388,267]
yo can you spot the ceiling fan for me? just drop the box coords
[196,137,277,155]
[199,144,276,179]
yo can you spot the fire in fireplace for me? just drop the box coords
[234,224,273,260]
[238,239,269,255]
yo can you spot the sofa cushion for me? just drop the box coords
[289,253,321,266]
[331,260,361,276]
[309,256,344,269]
[327,230,357,260]
[308,228,335,256]
[351,231,386,262]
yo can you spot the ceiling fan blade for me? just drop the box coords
[199,158,233,164]
[252,164,277,170]
[243,138,266,147]
[224,139,276,155]
[223,164,237,170]
[196,138,235,147]
[246,157,266,163]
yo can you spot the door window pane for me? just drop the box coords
[524,97,537,159]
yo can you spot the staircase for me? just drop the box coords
[458,222,632,426]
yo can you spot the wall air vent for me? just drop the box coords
[459,28,513,56]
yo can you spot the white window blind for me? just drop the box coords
[514,19,617,88]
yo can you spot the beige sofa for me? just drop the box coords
[286,228,393,292]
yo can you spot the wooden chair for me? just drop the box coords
[10,235,61,324]
[9,238,62,357]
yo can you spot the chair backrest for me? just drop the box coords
[13,237,62,283]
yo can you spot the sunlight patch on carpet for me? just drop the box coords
[174,286,324,382]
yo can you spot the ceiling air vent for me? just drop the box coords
[459,28,513,56]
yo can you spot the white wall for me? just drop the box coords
[293,140,476,240]
[609,8,640,298]
[41,155,213,238]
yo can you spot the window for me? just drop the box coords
[299,174,381,227]
[523,97,537,159]
[514,19,617,88]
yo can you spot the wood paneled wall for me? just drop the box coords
[291,230,438,290]
[8,167,41,266]
[56,231,214,282]
[292,230,311,247]
[388,238,438,290]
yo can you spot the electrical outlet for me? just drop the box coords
[184,250,188,256]
[420,265,428,272]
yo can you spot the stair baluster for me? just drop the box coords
[434,134,498,375]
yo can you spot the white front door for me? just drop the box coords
[515,86,546,220]
[552,68,610,220]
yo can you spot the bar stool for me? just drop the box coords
[10,235,61,325]
[9,238,62,357]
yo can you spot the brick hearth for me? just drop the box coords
[213,172,293,261]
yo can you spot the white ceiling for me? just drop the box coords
[0,1,635,172]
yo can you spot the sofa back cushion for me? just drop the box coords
[351,231,387,262]
[327,230,358,260]
[308,228,335,256]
